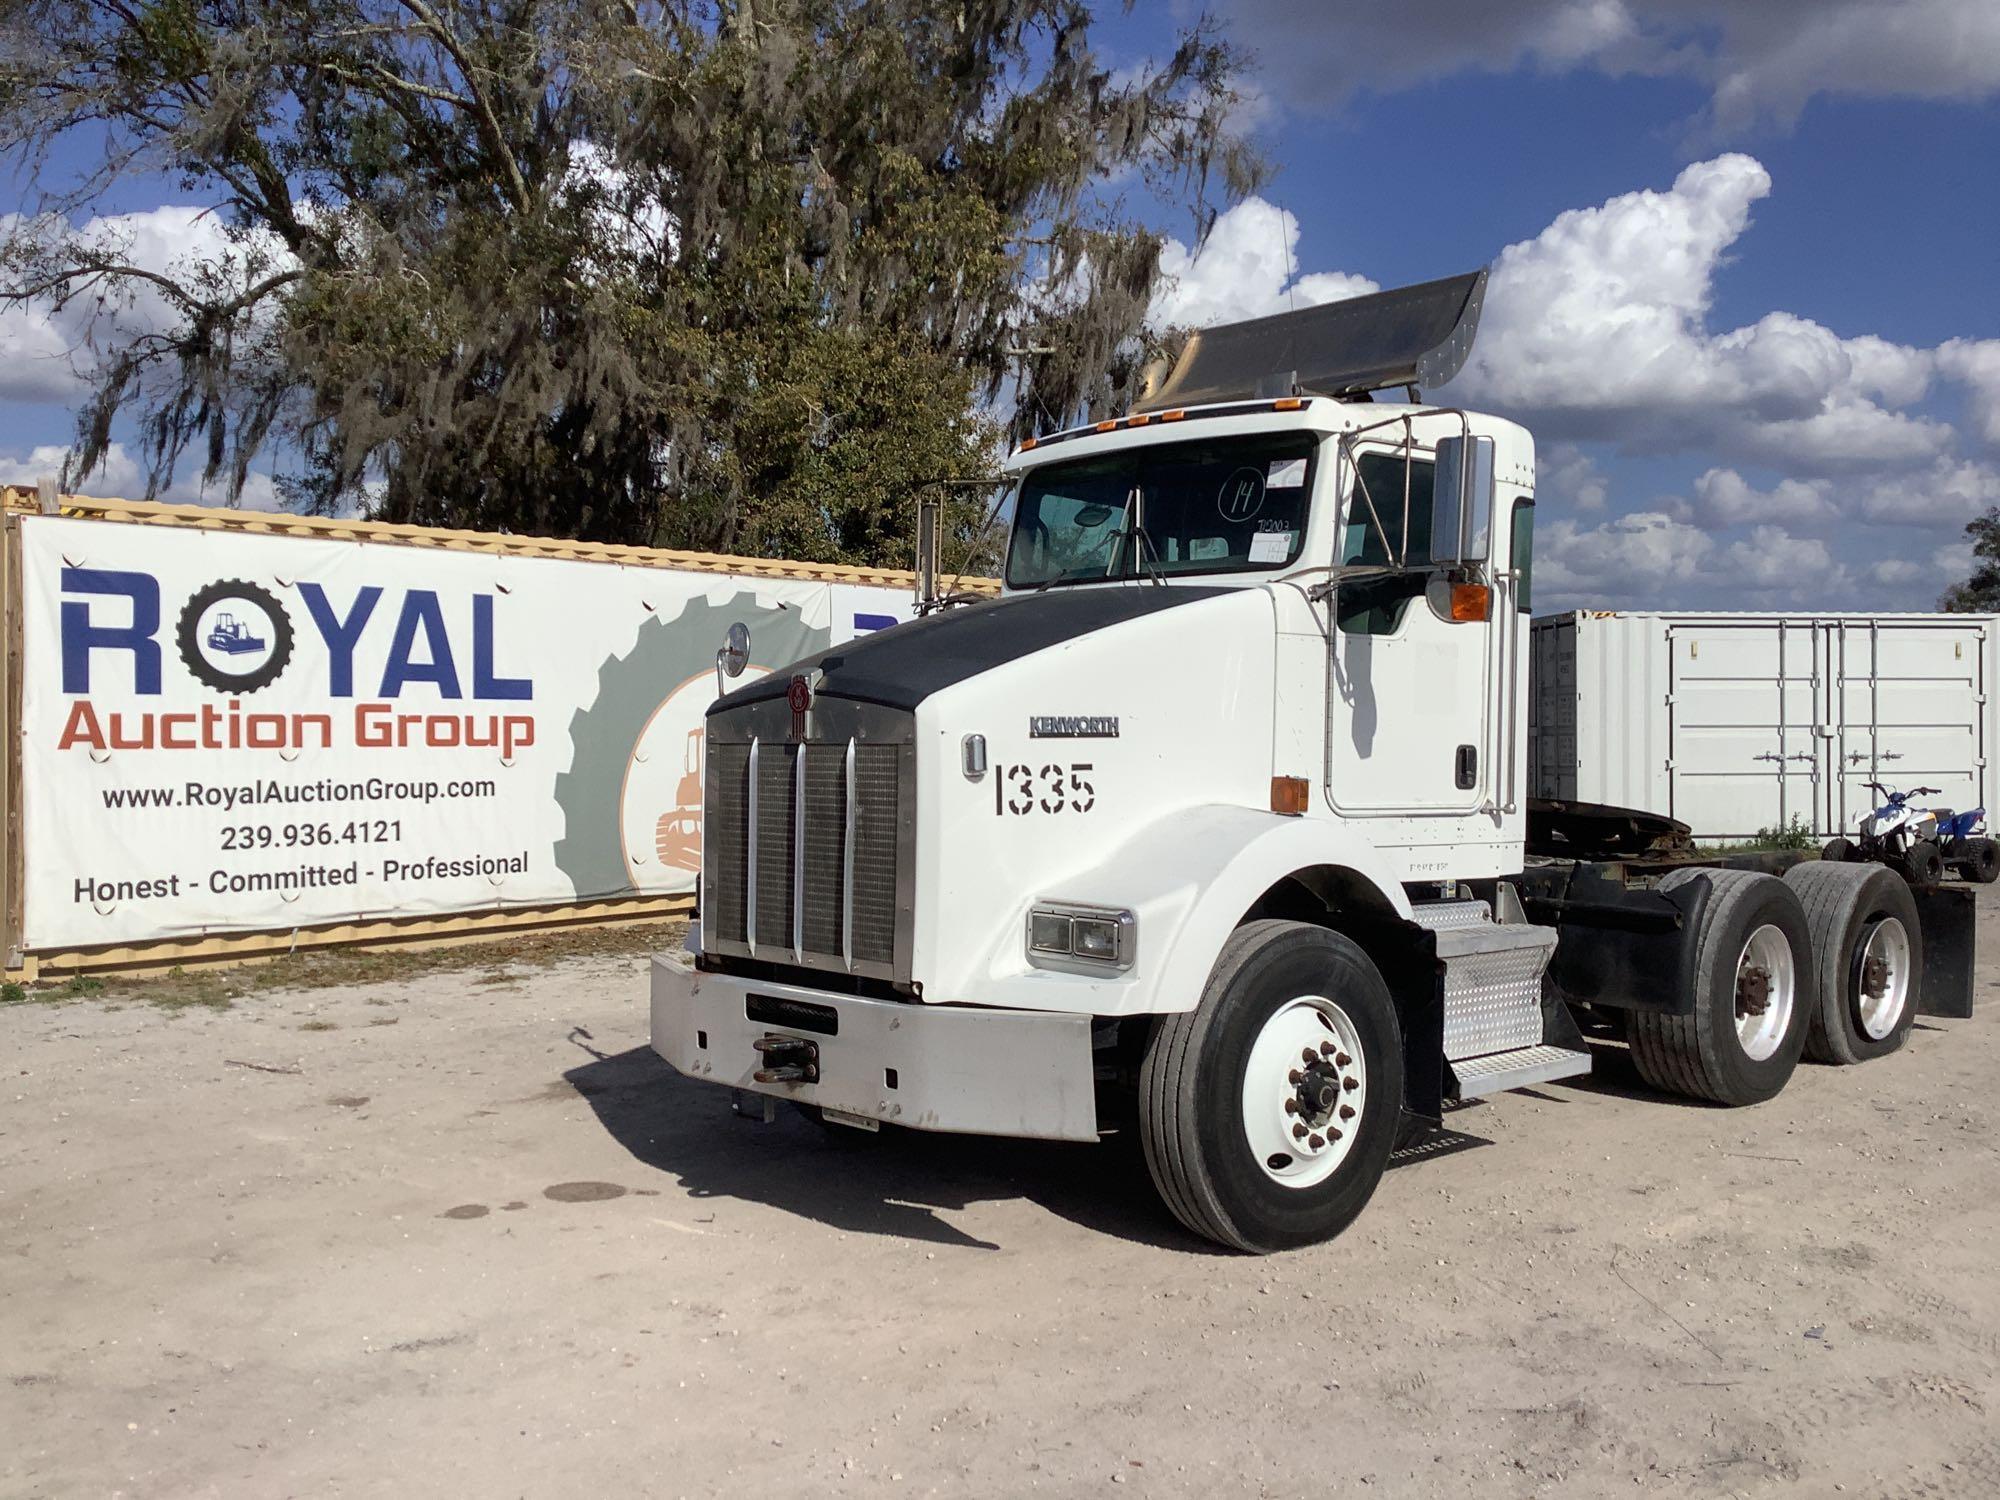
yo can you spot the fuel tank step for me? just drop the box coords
[1435,922,1559,1062]
[1450,1044,1592,1100]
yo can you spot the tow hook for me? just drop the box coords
[752,1034,820,1085]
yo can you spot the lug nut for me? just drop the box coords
[1292,1123,1309,1141]
[1288,1069,1303,1085]
[1343,1077,1359,1092]
[1335,1052,1352,1068]
[1327,1128,1342,1142]
[1284,1099,1299,1116]
[1302,1048,1318,1065]
[1320,1041,1337,1057]
[1309,1133,1325,1149]
[1339,1105,1355,1121]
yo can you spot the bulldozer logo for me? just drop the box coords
[551,593,828,900]
[175,579,295,695]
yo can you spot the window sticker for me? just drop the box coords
[1266,457,1307,489]
[1248,530,1293,564]
[1218,467,1266,522]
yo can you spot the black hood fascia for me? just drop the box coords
[711,584,1239,716]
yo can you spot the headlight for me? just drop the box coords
[1027,902,1136,972]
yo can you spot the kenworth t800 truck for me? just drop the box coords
[650,272,1976,1253]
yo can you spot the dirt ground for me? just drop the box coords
[4,895,1999,1500]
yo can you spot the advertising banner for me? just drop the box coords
[18,515,912,949]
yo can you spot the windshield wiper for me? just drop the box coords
[1032,565,1110,593]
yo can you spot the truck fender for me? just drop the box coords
[1013,804,1411,1017]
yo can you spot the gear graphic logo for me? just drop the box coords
[176,579,296,694]
[551,592,829,901]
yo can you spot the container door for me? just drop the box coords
[1829,621,1987,834]
[1667,621,1821,840]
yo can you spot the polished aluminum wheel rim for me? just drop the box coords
[1735,923,1796,1062]
[1855,916,1912,1041]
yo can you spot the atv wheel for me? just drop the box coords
[1139,920,1402,1253]
[1820,836,1856,864]
[1953,836,2000,884]
[1784,862,1920,1065]
[1900,841,1944,888]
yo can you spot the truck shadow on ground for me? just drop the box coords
[566,1045,1495,1254]
[565,1045,1216,1253]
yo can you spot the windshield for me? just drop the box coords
[1005,432,1318,589]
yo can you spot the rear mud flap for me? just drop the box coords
[1912,883,1977,1019]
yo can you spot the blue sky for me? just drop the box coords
[4,0,1999,611]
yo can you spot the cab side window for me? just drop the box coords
[1510,499,1535,613]
[1336,454,1435,635]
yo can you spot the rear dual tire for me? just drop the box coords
[1139,920,1403,1254]
[1785,861,1921,1065]
[1628,868,1815,1105]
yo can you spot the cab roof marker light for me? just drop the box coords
[1095,419,1118,432]
[1125,413,1152,426]
[1161,409,1186,421]
[1273,397,1305,411]
[1020,435,1039,450]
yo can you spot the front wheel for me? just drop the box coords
[1139,920,1403,1254]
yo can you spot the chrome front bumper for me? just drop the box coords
[649,955,1099,1142]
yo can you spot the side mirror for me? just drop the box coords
[1430,434,1495,565]
[715,621,750,696]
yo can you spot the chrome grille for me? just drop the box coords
[704,729,908,977]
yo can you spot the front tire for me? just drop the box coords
[1784,861,1920,1065]
[1139,920,1403,1254]
[1628,868,1815,1105]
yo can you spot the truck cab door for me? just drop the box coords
[1325,447,1503,817]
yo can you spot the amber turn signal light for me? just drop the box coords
[1271,776,1310,815]
[1448,584,1492,623]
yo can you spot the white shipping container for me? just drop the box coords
[1529,611,2000,841]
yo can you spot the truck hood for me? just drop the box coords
[712,584,1237,714]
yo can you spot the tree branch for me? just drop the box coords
[390,0,532,213]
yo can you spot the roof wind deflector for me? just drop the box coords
[1130,269,1488,413]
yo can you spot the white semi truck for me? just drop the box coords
[649,272,1977,1253]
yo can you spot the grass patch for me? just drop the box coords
[1702,815,1820,857]
[21,920,687,1013]
[1,981,27,1005]
[298,1019,339,1032]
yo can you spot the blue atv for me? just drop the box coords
[1823,781,1999,886]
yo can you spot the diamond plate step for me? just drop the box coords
[1436,923,1559,1062]
[1411,899,1493,932]
[1451,1044,1592,1100]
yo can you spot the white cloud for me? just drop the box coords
[1,204,286,404]
[1150,197,1377,328]
[1859,457,2000,527]
[1542,444,1610,512]
[1867,558,1926,588]
[1447,155,1951,471]
[1223,0,2000,136]
[1539,507,1849,609]
[1938,338,2000,445]
[0,440,283,511]
[1538,510,1715,607]
[1690,467,1835,526]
